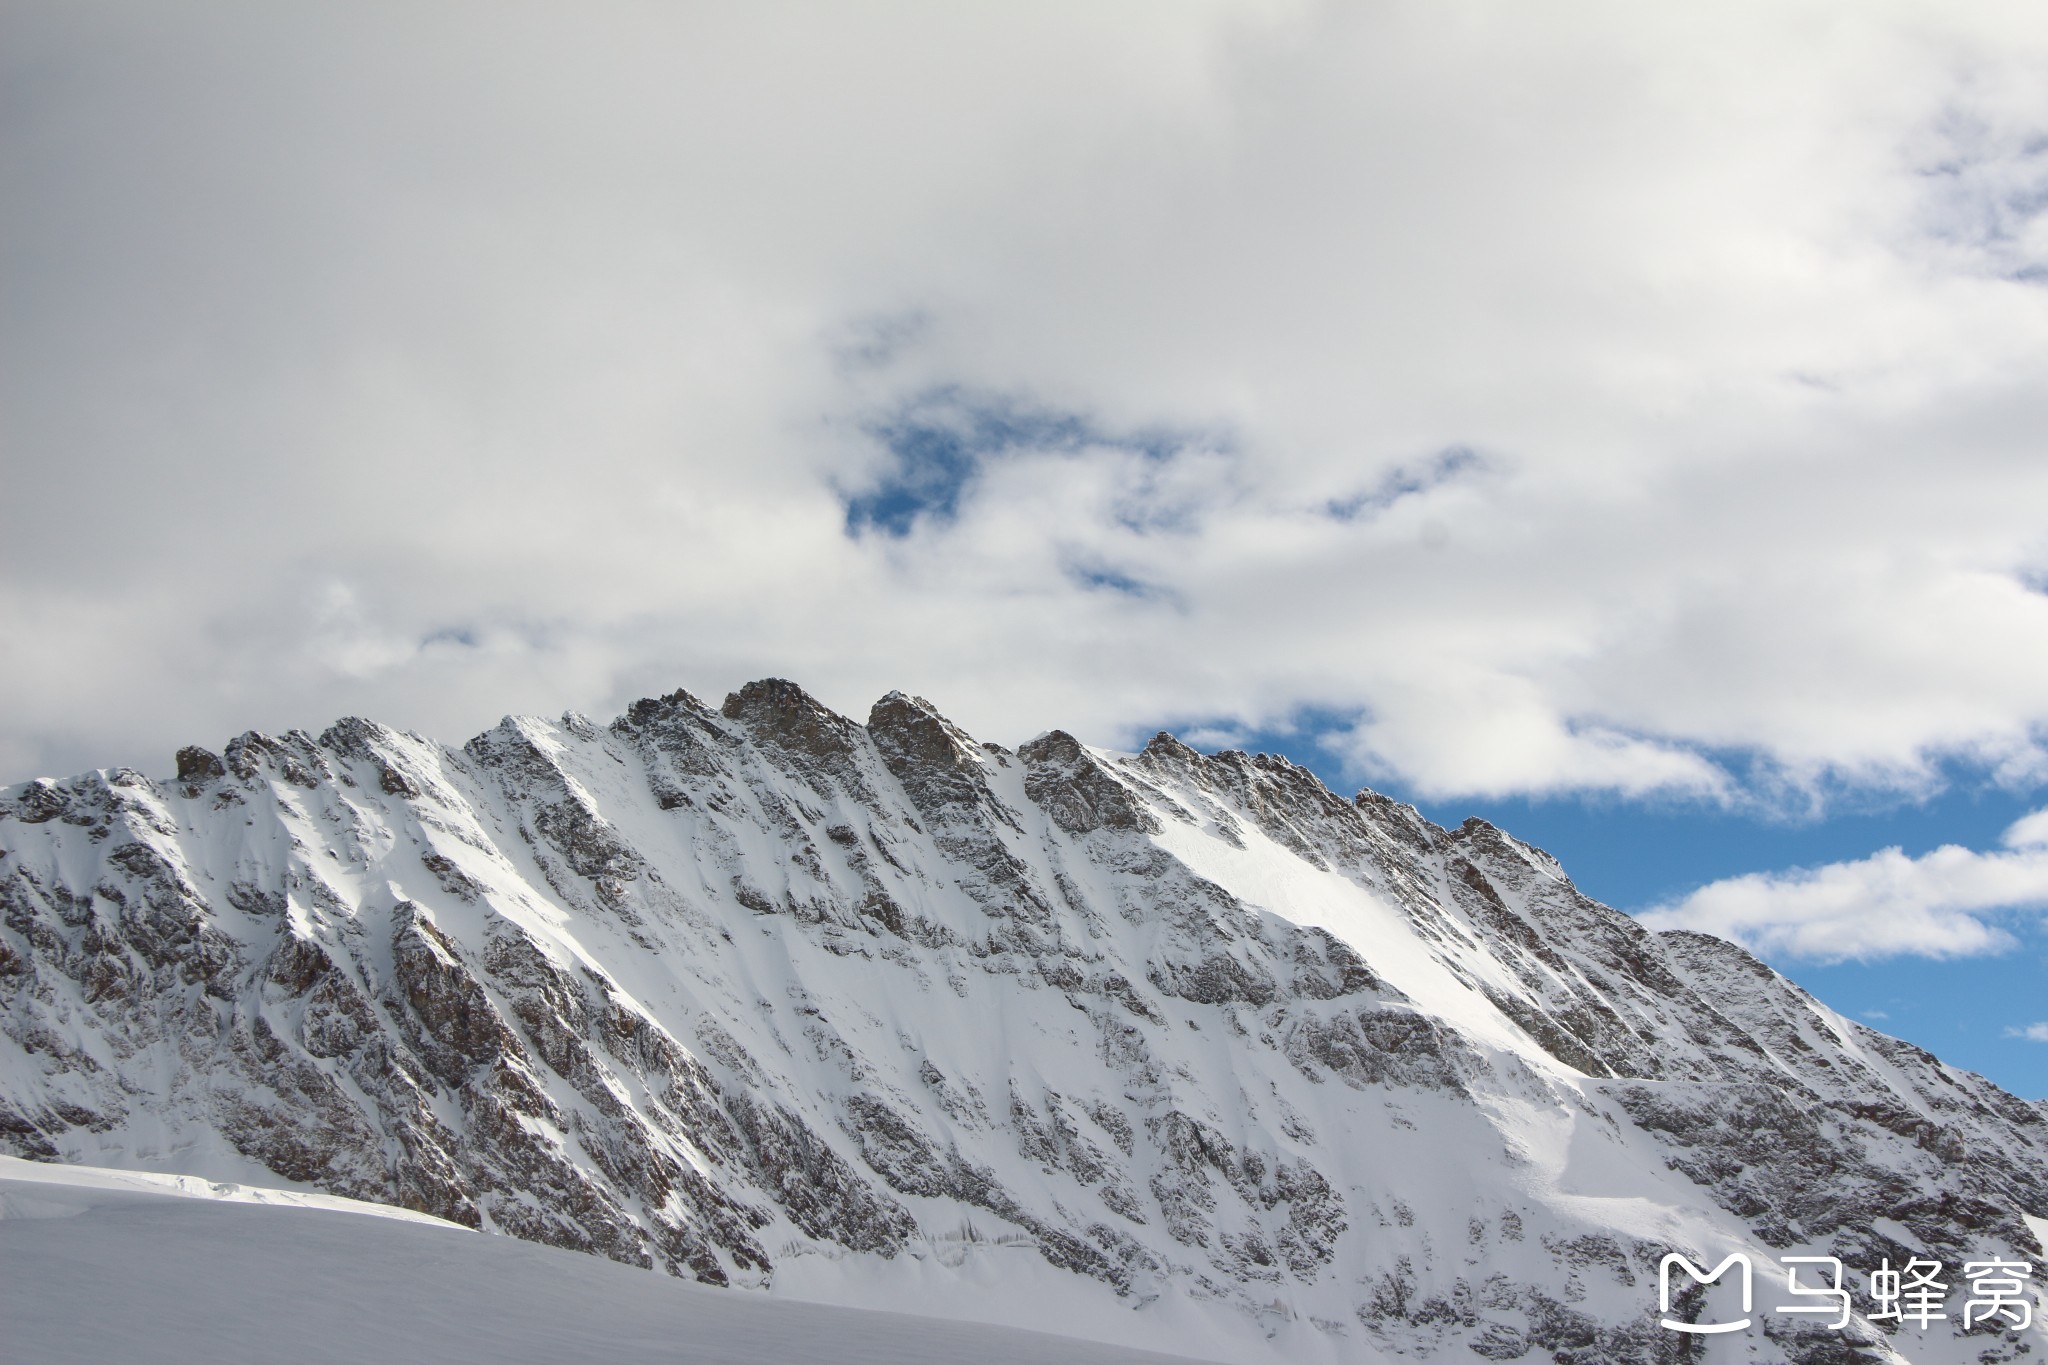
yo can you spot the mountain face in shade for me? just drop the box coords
[2,679,2043,1363]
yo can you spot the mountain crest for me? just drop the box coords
[2,680,2043,1364]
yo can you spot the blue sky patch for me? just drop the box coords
[841,388,1208,539]
[1324,445,1486,523]
[1064,559,1169,601]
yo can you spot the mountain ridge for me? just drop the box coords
[2,678,2043,1363]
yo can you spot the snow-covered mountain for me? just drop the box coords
[2,679,2043,1363]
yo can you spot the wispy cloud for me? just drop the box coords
[2009,1023,2048,1043]
[1637,810,2048,962]
[1907,100,2048,284]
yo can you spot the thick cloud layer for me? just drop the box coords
[5,1,2047,806]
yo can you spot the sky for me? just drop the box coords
[4,1,2047,1095]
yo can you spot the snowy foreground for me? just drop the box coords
[0,1156,1223,1365]
[4,679,2047,1362]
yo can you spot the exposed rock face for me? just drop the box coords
[1,681,2042,1363]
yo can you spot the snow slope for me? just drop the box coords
[2,679,2044,1362]
[0,1156,1222,1365]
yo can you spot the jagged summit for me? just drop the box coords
[2,681,2043,1364]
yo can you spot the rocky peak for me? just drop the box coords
[1017,731,1159,836]
[222,729,330,788]
[720,679,863,760]
[1448,814,1569,885]
[317,717,431,799]
[617,687,714,731]
[865,692,990,816]
[1138,730,1202,766]
[1349,788,1438,854]
[1,778,71,824]
[174,745,227,784]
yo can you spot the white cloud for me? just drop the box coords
[2001,808,2048,849]
[6,2,2048,804]
[1637,809,2048,961]
[2009,1023,2048,1043]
